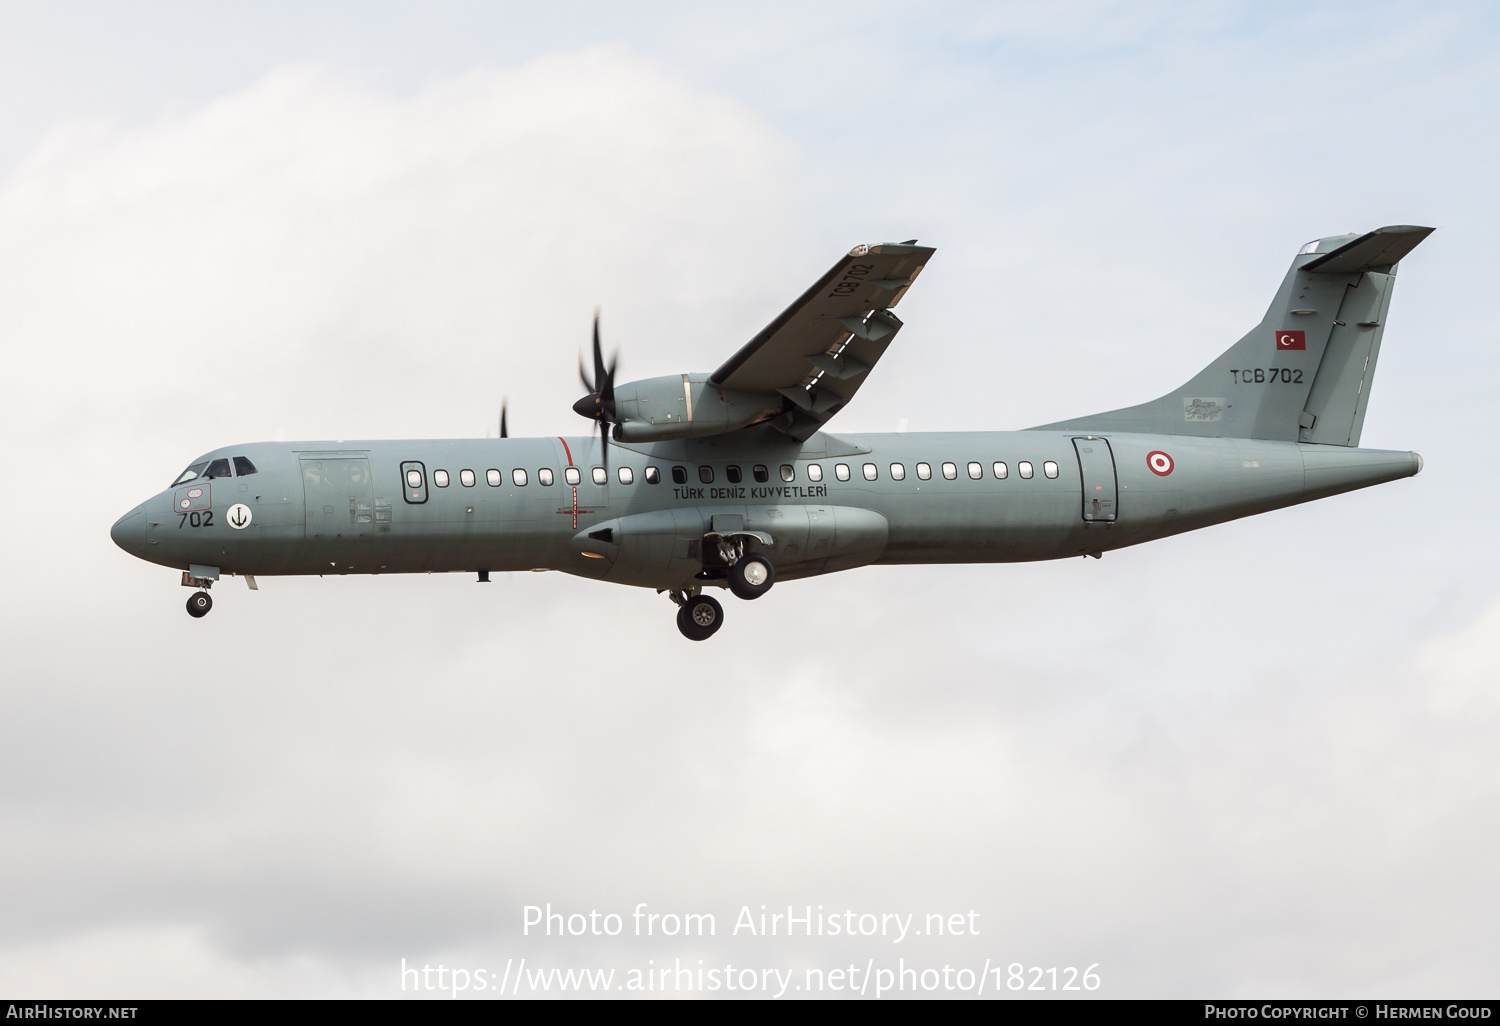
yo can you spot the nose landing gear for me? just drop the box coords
[186,591,213,618]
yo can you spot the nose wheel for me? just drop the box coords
[673,591,723,641]
[186,591,213,618]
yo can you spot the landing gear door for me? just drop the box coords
[302,457,377,540]
[1072,437,1117,523]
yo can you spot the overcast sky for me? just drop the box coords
[0,0,1496,999]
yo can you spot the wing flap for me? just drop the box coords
[711,242,934,392]
[711,242,933,439]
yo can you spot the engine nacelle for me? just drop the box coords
[610,374,783,442]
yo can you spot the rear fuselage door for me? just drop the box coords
[1072,437,1117,523]
[302,457,376,539]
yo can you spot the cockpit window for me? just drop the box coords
[233,456,258,477]
[203,459,232,479]
[172,461,209,486]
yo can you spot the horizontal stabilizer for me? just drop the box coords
[1301,225,1433,274]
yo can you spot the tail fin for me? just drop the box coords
[1037,225,1433,445]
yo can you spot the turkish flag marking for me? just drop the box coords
[1277,330,1306,350]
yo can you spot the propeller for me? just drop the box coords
[571,309,618,472]
[499,396,508,439]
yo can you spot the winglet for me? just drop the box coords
[1302,225,1434,274]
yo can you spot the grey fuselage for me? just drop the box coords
[110,427,1420,591]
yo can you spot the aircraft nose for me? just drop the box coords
[111,507,147,557]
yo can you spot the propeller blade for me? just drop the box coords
[599,420,609,476]
[500,397,508,439]
[578,353,594,395]
[592,309,606,401]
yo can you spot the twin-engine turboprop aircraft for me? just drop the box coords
[112,227,1429,639]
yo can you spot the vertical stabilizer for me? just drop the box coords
[1036,225,1432,444]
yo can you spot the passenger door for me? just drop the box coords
[1072,437,1117,523]
[302,458,376,540]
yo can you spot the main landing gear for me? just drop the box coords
[674,592,723,641]
[727,553,775,600]
[669,552,777,640]
[186,591,213,618]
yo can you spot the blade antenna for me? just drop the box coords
[500,397,508,439]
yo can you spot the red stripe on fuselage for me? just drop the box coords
[558,437,573,466]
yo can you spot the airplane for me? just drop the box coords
[111,226,1430,640]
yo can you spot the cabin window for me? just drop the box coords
[863,463,878,481]
[942,462,957,480]
[433,470,450,487]
[1019,461,1034,479]
[538,468,554,486]
[993,462,1008,479]
[406,469,423,489]
[672,466,687,485]
[835,463,851,481]
[645,466,661,484]
[593,467,607,485]
[780,464,795,482]
[890,463,905,481]
[173,461,209,486]
[726,465,743,484]
[512,469,528,486]
[967,462,982,480]
[618,467,634,485]
[486,469,501,486]
[1044,461,1059,479]
[752,465,769,483]
[204,458,232,479]
[699,466,714,484]
[233,456,258,477]
[459,469,476,487]
[566,467,581,485]
[916,462,932,481]
[807,464,823,482]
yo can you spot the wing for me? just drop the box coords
[711,241,935,440]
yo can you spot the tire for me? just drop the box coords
[677,594,723,640]
[186,591,212,618]
[727,554,775,601]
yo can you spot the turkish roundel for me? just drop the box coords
[1276,330,1306,350]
